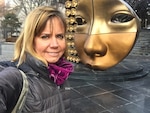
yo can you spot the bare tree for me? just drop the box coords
[0,1,12,39]
[12,0,61,16]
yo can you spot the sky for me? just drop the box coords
[5,0,15,6]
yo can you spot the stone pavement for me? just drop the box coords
[68,54,150,113]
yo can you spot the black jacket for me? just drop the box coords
[0,54,71,113]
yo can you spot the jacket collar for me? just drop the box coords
[18,53,50,81]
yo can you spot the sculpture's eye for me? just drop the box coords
[111,13,134,23]
[76,16,87,25]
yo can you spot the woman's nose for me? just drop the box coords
[49,37,59,48]
[84,35,107,57]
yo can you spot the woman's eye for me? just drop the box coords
[56,34,64,39]
[40,35,49,39]
[111,13,134,23]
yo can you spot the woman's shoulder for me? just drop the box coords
[0,65,23,112]
[0,60,17,75]
[0,65,23,86]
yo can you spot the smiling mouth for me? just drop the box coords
[47,52,59,56]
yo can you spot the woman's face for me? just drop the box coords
[34,17,66,63]
[74,0,140,70]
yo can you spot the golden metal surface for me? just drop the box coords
[65,0,141,70]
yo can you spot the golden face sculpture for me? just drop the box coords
[66,0,140,70]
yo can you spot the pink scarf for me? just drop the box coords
[48,58,73,86]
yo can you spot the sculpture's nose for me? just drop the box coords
[84,35,107,57]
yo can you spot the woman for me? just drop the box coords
[0,6,73,113]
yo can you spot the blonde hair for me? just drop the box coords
[13,6,67,66]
